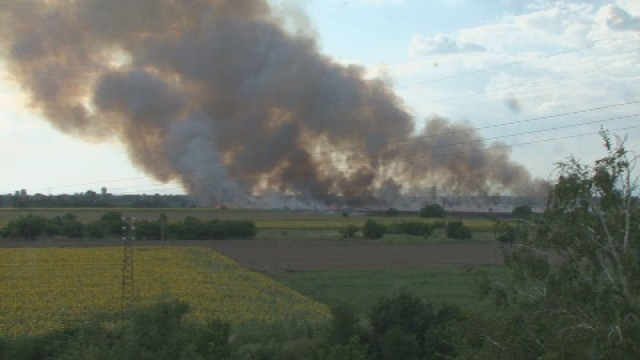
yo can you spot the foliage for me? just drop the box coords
[362,219,387,239]
[419,204,445,218]
[0,212,257,240]
[387,221,432,238]
[96,211,128,237]
[340,224,360,238]
[492,220,530,247]
[477,132,640,359]
[314,336,369,360]
[326,302,364,345]
[0,300,232,360]
[1,214,49,240]
[385,207,398,216]
[511,204,533,219]
[135,219,161,240]
[445,220,472,240]
[168,216,256,240]
[367,287,460,360]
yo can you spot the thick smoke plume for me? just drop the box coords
[0,0,544,207]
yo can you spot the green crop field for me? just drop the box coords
[272,265,508,315]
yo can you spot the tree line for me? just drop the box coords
[0,211,256,241]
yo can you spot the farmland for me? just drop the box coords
[0,247,329,337]
[0,208,519,359]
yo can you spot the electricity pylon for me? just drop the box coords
[121,217,135,312]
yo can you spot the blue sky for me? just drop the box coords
[0,0,639,195]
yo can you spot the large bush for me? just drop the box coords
[368,288,460,360]
[445,221,472,240]
[0,301,231,360]
[1,214,49,240]
[362,219,387,239]
[387,221,432,238]
[419,204,445,218]
[168,217,256,240]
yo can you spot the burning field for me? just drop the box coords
[0,0,545,207]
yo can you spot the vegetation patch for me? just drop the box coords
[0,247,329,337]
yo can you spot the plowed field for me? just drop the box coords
[1,239,504,272]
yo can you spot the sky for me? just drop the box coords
[0,0,639,196]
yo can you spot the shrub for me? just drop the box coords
[446,221,472,240]
[169,217,256,240]
[368,288,432,358]
[387,221,432,238]
[512,204,533,219]
[493,220,516,247]
[362,219,387,239]
[431,220,446,230]
[419,204,445,218]
[315,336,368,360]
[134,219,161,240]
[50,214,85,239]
[367,289,461,360]
[94,211,127,238]
[1,214,49,240]
[326,302,363,345]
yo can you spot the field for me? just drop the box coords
[0,247,329,337]
[273,266,507,315]
[0,208,510,339]
[0,207,497,232]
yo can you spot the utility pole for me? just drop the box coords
[121,217,135,312]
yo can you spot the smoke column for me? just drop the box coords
[0,0,544,206]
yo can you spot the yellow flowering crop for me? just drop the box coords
[0,246,329,337]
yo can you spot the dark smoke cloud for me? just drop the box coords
[0,0,544,206]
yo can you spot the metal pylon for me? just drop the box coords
[121,217,135,312]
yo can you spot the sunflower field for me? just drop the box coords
[0,246,329,337]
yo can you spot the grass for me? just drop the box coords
[271,265,509,316]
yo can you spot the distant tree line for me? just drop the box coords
[360,219,472,240]
[0,211,256,241]
[0,190,194,208]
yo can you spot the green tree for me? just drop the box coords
[511,204,533,219]
[419,204,445,218]
[477,132,640,359]
[1,214,48,240]
[367,288,460,360]
[445,220,472,240]
[362,219,387,239]
[369,288,432,359]
[492,220,530,247]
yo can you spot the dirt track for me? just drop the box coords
[0,239,505,272]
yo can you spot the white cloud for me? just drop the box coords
[409,33,485,57]
[389,1,640,178]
